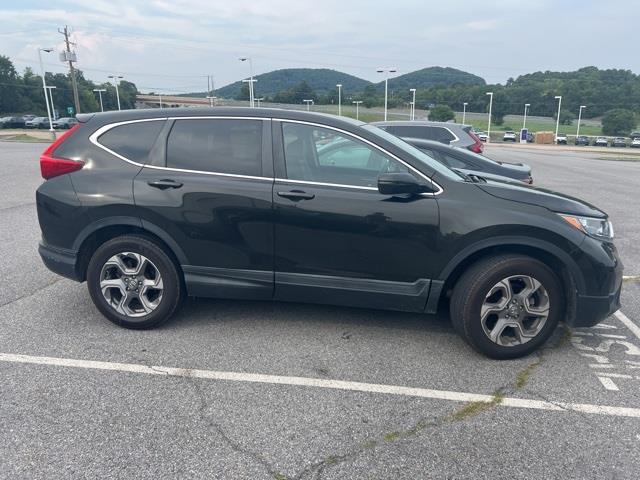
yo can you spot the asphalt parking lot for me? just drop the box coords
[1,141,639,479]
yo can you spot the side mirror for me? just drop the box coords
[378,172,432,195]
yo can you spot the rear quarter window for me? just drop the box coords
[98,120,165,164]
[166,119,263,176]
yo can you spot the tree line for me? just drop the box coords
[0,55,137,116]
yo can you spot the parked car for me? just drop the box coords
[476,131,488,142]
[526,132,535,143]
[402,137,533,184]
[629,132,640,140]
[631,138,640,148]
[25,117,48,128]
[52,117,79,129]
[575,135,590,146]
[594,137,608,147]
[555,133,568,145]
[612,137,627,147]
[372,121,484,154]
[36,108,622,359]
[21,114,36,122]
[503,131,517,142]
[0,116,25,128]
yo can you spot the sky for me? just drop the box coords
[0,0,635,94]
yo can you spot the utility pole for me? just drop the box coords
[58,25,81,114]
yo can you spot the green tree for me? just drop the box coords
[602,109,637,136]
[428,104,455,122]
[235,83,250,101]
[555,110,576,125]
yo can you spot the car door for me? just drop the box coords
[133,117,274,300]
[272,120,440,312]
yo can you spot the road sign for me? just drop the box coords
[520,128,528,144]
[67,107,74,115]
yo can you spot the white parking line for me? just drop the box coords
[615,311,640,341]
[1,352,640,418]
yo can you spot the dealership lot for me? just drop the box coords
[1,141,639,479]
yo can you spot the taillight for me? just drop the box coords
[40,124,84,180]
[468,131,484,154]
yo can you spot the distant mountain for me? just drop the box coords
[181,66,486,99]
[210,68,371,98]
[381,67,485,92]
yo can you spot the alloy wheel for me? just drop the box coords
[480,275,550,347]
[99,252,164,317]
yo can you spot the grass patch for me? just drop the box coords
[596,155,640,162]
[448,391,505,422]
[515,359,542,390]
[0,133,49,142]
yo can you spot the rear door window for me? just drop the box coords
[98,120,165,163]
[166,119,263,176]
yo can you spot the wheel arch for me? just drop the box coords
[430,236,583,317]
[72,217,188,281]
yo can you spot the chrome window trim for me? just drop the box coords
[276,118,443,196]
[88,116,443,195]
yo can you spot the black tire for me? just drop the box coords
[450,255,564,359]
[86,235,183,329]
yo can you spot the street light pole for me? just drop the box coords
[206,95,217,107]
[256,97,264,108]
[239,58,254,107]
[352,100,362,120]
[523,103,530,130]
[336,84,342,116]
[158,94,163,109]
[377,67,397,121]
[45,86,57,121]
[554,95,562,143]
[410,89,416,121]
[37,47,55,136]
[303,99,313,111]
[486,92,493,143]
[108,75,123,110]
[462,102,468,125]
[93,89,106,112]
[577,105,586,139]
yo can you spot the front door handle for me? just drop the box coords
[277,190,315,201]
[147,179,183,190]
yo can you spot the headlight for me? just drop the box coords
[559,214,614,240]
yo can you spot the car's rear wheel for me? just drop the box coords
[87,235,183,329]
[450,255,564,359]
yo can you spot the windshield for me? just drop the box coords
[362,125,463,181]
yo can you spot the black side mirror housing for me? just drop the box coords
[378,172,433,195]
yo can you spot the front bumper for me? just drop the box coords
[38,242,82,282]
[573,288,622,327]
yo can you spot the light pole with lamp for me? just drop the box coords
[462,102,468,124]
[255,97,264,108]
[206,95,217,107]
[37,47,55,137]
[108,75,123,110]
[377,67,397,121]
[554,95,562,143]
[576,105,586,139]
[336,84,342,116]
[523,103,530,130]
[239,57,255,107]
[93,88,106,112]
[486,92,493,143]
[352,100,362,120]
[303,99,314,111]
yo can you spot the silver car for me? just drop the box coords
[372,121,484,154]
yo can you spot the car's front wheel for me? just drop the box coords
[450,255,564,359]
[87,235,184,329]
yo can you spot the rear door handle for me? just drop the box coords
[277,190,315,201]
[147,179,183,190]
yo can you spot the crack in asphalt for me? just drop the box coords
[0,278,63,309]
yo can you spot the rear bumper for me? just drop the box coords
[38,242,82,281]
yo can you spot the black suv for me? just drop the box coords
[36,108,622,359]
